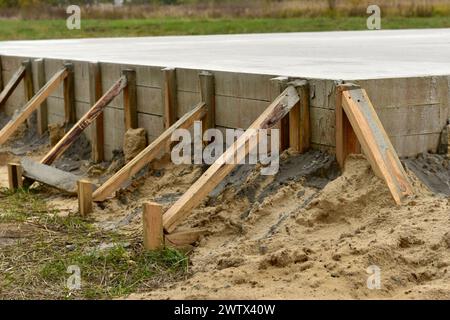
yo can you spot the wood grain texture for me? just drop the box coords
[7,162,22,190]
[270,77,289,151]
[0,64,26,109]
[341,88,413,204]
[336,84,361,168]
[0,56,3,91]
[77,179,93,216]
[0,67,68,144]
[63,62,76,125]
[163,86,300,233]
[289,81,310,153]
[93,102,206,202]
[122,69,138,130]
[33,59,48,135]
[89,62,104,163]
[165,229,206,246]
[143,202,164,250]
[162,68,177,129]
[199,71,215,130]
[41,75,127,165]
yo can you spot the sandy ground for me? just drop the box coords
[0,126,449,299]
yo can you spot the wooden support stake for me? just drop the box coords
[289,80,310,153]
[0,67,68,145]
[336,83,361,168]
[270,77,290,151]
[7,162,23,190]
[77,179,93,216]
[41,76,127,165]
[23,60,35,128]
[63,62,76,125]
[33,59,48,136]
[93,102,206,202]
[199,71,215,131]
[162,67,177,129]
[89,62,104,162]
[122,69,137,130]
[0,64,26,109]
[163,86,300,233]
[0,56,3,92]
[165,229,206,247]
[143,202,164,251]
[341,86,413,204]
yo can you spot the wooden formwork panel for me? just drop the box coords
[310,107,335,147]
[136,86,163,116]
[215,96,268,129]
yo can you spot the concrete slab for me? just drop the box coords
[1,29,450,80]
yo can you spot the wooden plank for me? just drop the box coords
[63,62,75,125]
[23,60,35,128]
[33,59,48,136]
[341,87,413,204]
[0,56,3,91]
[0,64,26,109]
[165,229,206,246]
[289,80,310,153]
[163,86,300,233]
[0,67,68,145]
[93,102,206,202]
[199,71,215,131]
[20,157,81,194]
[270,77,289,151]
[336,84,361,168]
[89,62,104,163]
[40,75,127,165]
[122,69,137,130]
[77,179,93,216]
[143,202,164,251]
[7,162,23,190]
[162,67,177,129]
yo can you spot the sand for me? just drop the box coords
[0,129,449,299]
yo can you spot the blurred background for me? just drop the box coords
[0,0,449,40]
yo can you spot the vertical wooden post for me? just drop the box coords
[0,55,3,92]
[161,67,177,129]
[270,77,289,151]
[33,59,48,136]
[142,202,164,251]
[7,163,23,190]
[199,71,215,132]
[23,60,35,128]
[289,81,310,153]
[122,69,137,130]
[335,83,361,168]
[63,62,76,125]
[77,179,93,216]
[89,62,104,163]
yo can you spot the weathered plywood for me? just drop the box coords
[137,113,165,139]
[309,79,336,110]
[137,86,163,115]
[310,107,335,147]
[135,65,163,88]
[391,133,441,157]
[214,71,273,101]
[176,68,200,93]
[177,90,200,118]
[215,95,268,129]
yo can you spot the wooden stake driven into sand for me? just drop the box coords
[0,61,28,109]
[0,66,69,144]
[163,85,301,233]
[40,75,128,165]
[337,84,413,204]
[93,102,207,202]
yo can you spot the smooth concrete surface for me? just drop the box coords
[1,29,450,80]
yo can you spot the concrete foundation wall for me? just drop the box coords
[1,55,449,159]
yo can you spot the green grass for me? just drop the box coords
[0,16,449,40]
[0,188,188,299]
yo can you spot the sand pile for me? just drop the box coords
[127,154,450,300]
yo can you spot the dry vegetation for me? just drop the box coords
[1,0,449,19]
